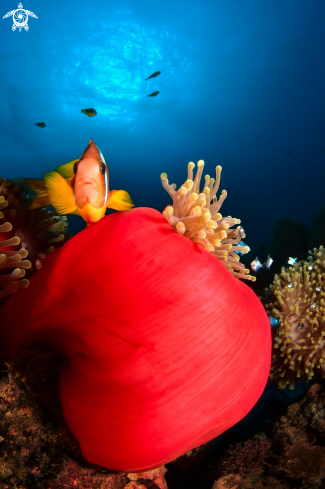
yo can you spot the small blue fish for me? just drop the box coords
[234,240,251,255]
[269,316,279,327]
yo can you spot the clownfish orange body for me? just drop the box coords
[21,140,134,226]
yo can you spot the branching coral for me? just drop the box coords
[222,436,272,478]
[160,160,255,281]
[212,383,325,489]
[265,246,325,389]
[0,178,70,297]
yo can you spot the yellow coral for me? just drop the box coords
[161,160,254,281]
[266,246,325,389]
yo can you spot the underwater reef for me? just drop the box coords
[264,246,325,390]
[2,154,325,487]
[0,177,70,299]
[0,158,271,479]
[0,364,167,488]
[210,382,325,489]
[6,155,325,487]
[0,206,270,471]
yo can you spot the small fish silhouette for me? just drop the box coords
[145,71,161,81]
[35,122,46,128]
[81,108,97,117]
[146,91,160,97]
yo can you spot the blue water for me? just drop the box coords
[1,0,325,250]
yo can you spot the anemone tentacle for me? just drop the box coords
[0,177,70,299]
[161,161,254,280]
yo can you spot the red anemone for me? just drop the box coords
[0,207,271,472]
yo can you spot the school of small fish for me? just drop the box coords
[34,70,161,127]
[145,70,161,97]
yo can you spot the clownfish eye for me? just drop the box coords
[73,162,78,174]
[100,163,106,175]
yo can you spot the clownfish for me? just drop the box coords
[20,139,134,226]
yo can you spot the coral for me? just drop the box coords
[212,475,289,489]
[212,383,325,489]
[125,467,168,489]
[0,207,271,472]
[222,436,272,478]
[0,364,167,489]
[265,246,325,389]
[0,177,70,277]
[160,161,255,281]
[285,442,325,480]
[0,363,76,488]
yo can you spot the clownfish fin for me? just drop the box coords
[43,171,78,215]
[54,159,79,181]
[19,177,46,193]
[107,189,134,211]
[18,178,51,209]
